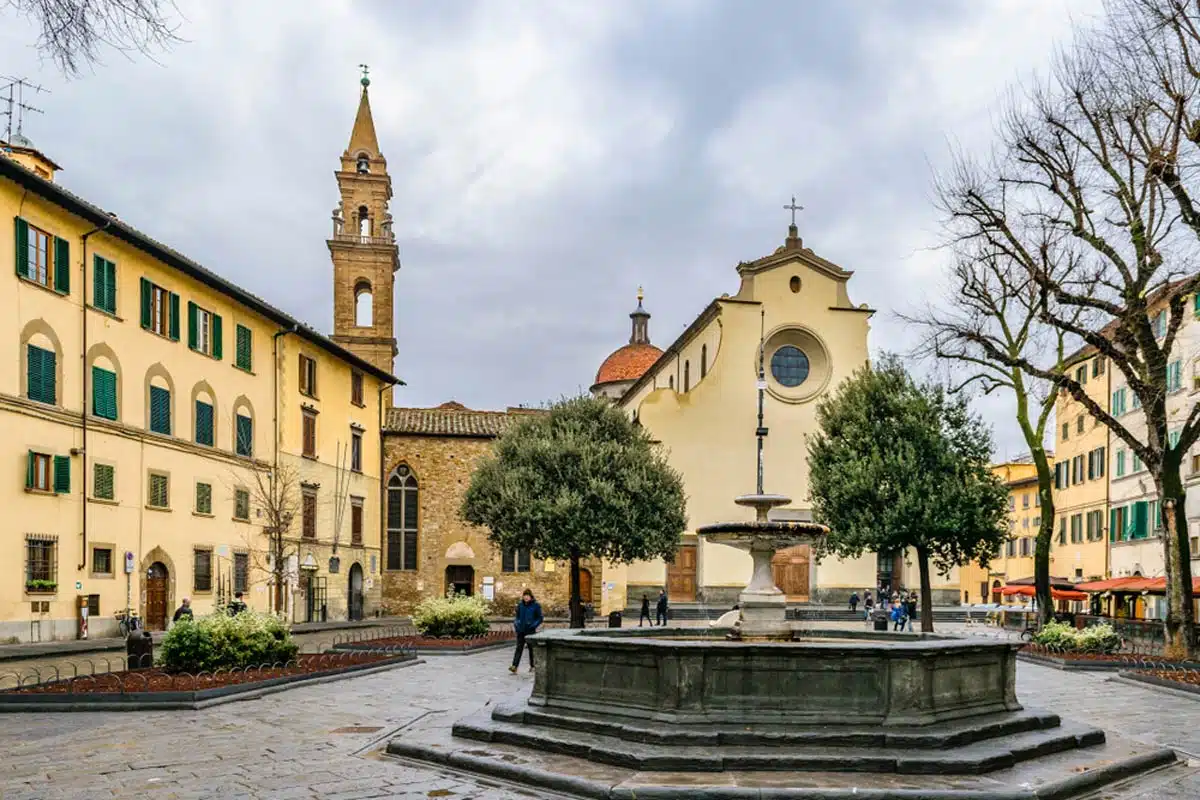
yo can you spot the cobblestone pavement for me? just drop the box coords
[1,632,1200,798]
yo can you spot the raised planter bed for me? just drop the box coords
[0,652,419,711]
[1018,648,1200,671]
[1119,669,1200,697]
[334,630,515,654]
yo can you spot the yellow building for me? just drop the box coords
[0,113,396,641]
[1052,351,1110,584]
[960,459,1045,604]
[594,222,962,612]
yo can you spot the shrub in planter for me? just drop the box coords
[1031,620,1121,655]
[413,593,490,638]
[1032,620,1077,651]
[25,579,57,593]
[158,611,298,672]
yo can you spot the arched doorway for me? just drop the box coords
[579,568,593,607]
[991,580,1002,604]
[446,565,474,597]
[348,563,364,621]
[771,545,810,601]
[146,562,169,631]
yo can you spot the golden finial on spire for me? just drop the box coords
[637,286,644,303]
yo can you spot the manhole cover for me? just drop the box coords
[330,726,384,734]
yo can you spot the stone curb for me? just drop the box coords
[1113,671,1200,698]
[0,656,422,712]
[1017,652,1200,672]
[333,640,514,655]
[383,738,1177,800]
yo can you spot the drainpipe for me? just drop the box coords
[377,381,390,615]
[77,218,113,570]
[271,324,298,612]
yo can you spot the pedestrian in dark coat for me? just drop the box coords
[655,589,669,626]
[639,594,651,626]
[510,589,544,673]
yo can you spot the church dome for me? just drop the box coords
[594,343,662,386]
[591,288,662,394]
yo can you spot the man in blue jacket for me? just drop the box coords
[510,589,544,673]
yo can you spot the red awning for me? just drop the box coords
[1073,576,1200,594]
[1000,585,1089,601]
[1003,576,1077,591]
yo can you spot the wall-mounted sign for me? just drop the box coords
[75,581,82,590]
[124,552,135,574]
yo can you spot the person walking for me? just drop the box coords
[906,592,918,632]
[890,600,906,632]
[172,598,193,623]
[509,589,543,674]
[655,589,669,626]
[863,591,874,622]
[639,594,652,627]
[848,592,859,614]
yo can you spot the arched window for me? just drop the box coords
[21,322,62,406]
[700,344,708,379]
[387,466,418,571]
[91,353,119,420]
[193,385,215,446]
[684,360,690,392]
[358,206,371,240]
[233,398,254,458]
[354,280,373,327]
[356,154,369,174]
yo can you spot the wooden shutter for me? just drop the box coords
[94,463,114,500]
[211,314,223,360]
[53,455,70,494]
[195,400,213,445]
[236,414,252,456]
[1132,501,1149,539]
[168,292,180,340]
[236,325,252,370]
[93,256,106,311]
[299,354,308,394]
[140,278,152,328]
[351,502,363,545]
[53,237,69,294]
[92,366,117,420]
[150,386,171,434]
[25,450,35,489]
[14,217,29,278]
[28,346,55,404]
[187,302,198,350]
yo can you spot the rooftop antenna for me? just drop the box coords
[1,77,49,146]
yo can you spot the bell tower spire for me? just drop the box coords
[329,66,399,400]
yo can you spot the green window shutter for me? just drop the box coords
[14,217,29,278]
[187,301,198,350]
[149,386,171,435]
[94,463,114,500]
[195,400,214,446]
[53,237,69,294]
[140,278,152,328]
[236,414,252,456]
[168,292,180,341]
[27,345,55,404]
[92,256,105,310]
[212,314,223,360]
[105,259,117,313]
[91,366,117,420]
[1194,293,1200,318]
[1109,508,1118,542]
[1132,501,1149,539]
[25,450,35,489]
[53,455,70,494]
[236,325,252,370]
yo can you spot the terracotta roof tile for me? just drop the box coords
[594,343,663,386]
[384,404,541,438]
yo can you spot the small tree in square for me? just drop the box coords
[807,356,1009,632]
[461,395,688,628]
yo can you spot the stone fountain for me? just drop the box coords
[699,492,828,640]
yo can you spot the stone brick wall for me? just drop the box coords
[380,433,573,615]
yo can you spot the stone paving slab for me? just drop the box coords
[0,636,1196,799]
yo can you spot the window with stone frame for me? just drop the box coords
[302,409,317,458]
[302,487,317,540]
[234,488,250,521]
[351,496,364,546]
[25,535,57,589]
[502,547,531,573]
[351,370,364,406]
[233,552,249,594]
[351,428,363,472]
[299,354,318,398]
[92,547,113,576]
[193,548,212,592]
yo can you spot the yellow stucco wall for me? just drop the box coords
[1,153,387,641]
[1052,355,1110,582]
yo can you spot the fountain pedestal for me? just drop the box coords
[699,493,826,640]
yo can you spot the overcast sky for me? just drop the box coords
[2,0,1104,458]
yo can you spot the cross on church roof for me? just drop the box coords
[783,196,804,226]
[359,64,370,87]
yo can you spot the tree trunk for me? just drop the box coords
[569,547,584,629]
[1030,446,1056,626]
[916,546,934,633]
[273,533,284,615]
[1158,457,1195,659]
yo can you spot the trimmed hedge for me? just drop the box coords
[412,593,490,638]
[158,611,298,672]
[1032,620,1121,654]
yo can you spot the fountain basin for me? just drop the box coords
[526,627,1021,727]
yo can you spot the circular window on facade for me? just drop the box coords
[770,345,810,387]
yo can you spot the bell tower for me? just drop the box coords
[329,66,399,394]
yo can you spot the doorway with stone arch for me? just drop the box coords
[146,562,169,631]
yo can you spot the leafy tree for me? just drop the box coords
[807,356,1009,632]
[462,395,687,628]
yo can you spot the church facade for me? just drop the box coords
[592,223,962,611]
